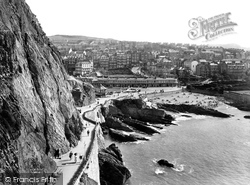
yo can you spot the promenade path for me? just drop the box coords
[53,86,181,185]
[54,105,95,185]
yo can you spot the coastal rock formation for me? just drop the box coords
[99,143,131,185]
[158,103,231,118]
[244,115,250,119]
[0,0,93,178]
[109,128,149,142]
[100,99,174,141]
[117,116,161,135]
[104,99,174,124]
[104,117,134,132]
[157,159,174,168]
[226,102,250,112]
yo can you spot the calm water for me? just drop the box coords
[105,103,250,185]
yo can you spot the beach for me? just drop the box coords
[146,90,220,109]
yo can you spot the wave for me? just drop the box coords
[188,167,194,174]
[175,116,192,122]
[152,158,158,164]
[193,115,206,119]
[174,114,207,123]
[243,141,250,147]
[134,140,148,144]
[171,158,180,165]
[160,128,167,132]
[172,164,185,172]
[155,168,165,175]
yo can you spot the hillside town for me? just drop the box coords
[50,36,250,86]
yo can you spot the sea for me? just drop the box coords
[105,100,250,185]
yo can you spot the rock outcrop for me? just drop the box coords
[157,159,174,168]
[104,117,134,132]
[226,102,250,112]
[244,115,250,119]
[0,0,93,178]
[99,143,131,185]
[109,128,149,142]
[100,99,174,142]
[103,99,174,124]
[158,103,231,118]
[68,77,95,106]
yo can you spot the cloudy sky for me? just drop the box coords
[25,0,250,48]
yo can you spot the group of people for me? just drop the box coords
[69,151,84,163]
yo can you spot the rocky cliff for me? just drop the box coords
[0,0,93,178]
[68,77,95,107]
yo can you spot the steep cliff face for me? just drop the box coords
[0,0,88,176]
[68,77,95,106]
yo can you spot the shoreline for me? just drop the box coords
[147,91,221,109]
[78,87,232,185]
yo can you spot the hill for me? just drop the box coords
[49,34,117,42]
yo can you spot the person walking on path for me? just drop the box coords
[74,153,78,163]
[87,130,90,136]
[69,151,73,160]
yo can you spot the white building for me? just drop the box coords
[74,60,93,76]
[184,60,199,74]
[191,61,199,74]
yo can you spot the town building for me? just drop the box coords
[126,52,132,67]
[116,52,127,68]
[196,62,210,77]
[210,63,219,76]
[63,55,77,75]
[99,55,109,69]
[140,51,150,62]
[92,77,178,87]
[131,51,140,66]
[109,55,117,69]
[226,60,245,79]
[63,54,91,76]
[74,59,93,76]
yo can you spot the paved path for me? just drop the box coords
[53,104,98,185]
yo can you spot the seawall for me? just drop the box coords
[68,103,106,185]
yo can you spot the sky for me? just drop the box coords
[25,0,250,48]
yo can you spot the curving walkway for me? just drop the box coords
[54,106,96,185]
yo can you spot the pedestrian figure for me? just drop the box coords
[79,155,83,160]
[54,150,57,159]
[58,149,61,159]
[87,130,90,136]
[69,151,73,160]
[54,149,60,159]
[74,153,78,163]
